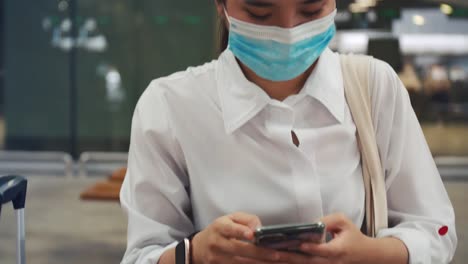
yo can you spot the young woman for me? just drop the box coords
[120,0,457,263]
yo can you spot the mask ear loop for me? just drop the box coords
[221,6,232,49]
[223,7,232,27]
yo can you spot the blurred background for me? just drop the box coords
[0,0,467,263]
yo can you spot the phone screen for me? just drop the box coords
[254,222,326,252]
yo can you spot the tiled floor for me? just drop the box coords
[0,177,467,263]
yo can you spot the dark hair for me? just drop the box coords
[217,0,229,54]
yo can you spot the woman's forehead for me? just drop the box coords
[238,0,330,5]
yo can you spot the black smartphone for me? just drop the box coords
[254,222,326,252]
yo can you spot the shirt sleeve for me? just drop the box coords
[369,60,458,264]
[120,80,194,264]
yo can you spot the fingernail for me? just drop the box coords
[244,231,252,238]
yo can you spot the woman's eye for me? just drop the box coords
[246,10,272,21]
[301,9,322,17]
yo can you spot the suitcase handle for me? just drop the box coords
[0,175,28,264]
[0,175,28,217]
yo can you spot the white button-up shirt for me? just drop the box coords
[120,48,457,264]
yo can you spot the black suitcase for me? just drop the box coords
[0,175,28,264]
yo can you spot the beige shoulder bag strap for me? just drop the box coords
[339,54,388,237]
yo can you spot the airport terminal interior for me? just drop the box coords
[1,0,468,263]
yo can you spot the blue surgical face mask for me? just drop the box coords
[224,9,337,82]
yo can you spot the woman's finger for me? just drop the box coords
[299,242,336,258]
[218,238,282,262]
[215,217,254,240]
[320,213,350,233]
[229,212,262,231]
[233,255,288,264]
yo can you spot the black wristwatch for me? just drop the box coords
[175,232,199,264]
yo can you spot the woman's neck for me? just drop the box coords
[237,60,317,101]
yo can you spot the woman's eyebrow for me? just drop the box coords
[243,0,323,7]
[301,0,323,4]
[244,0,274,7]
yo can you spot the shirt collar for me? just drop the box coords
[300,48,345,123]
[216,50,270,134]
[216,48,345,134]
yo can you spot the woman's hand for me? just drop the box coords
[299,213,374,264]
[274,213,409,264]
[192,212,286,264]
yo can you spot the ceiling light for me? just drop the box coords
[350,3,368,13]
[440,4,454,15]
[412,15,425,26]
[356,0,377,7]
